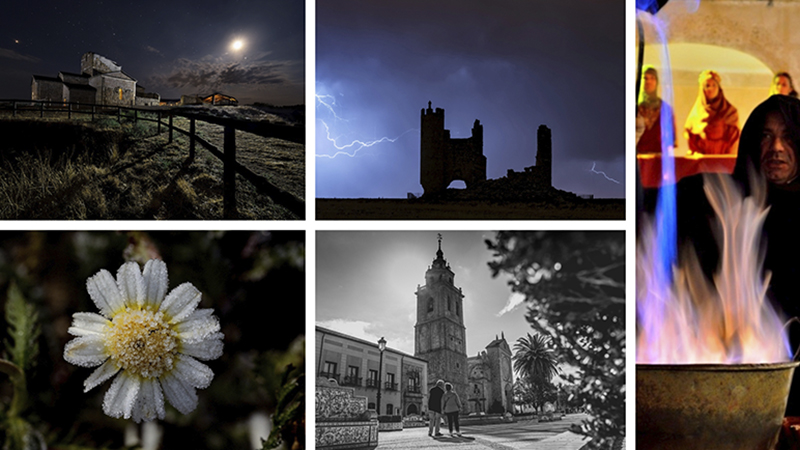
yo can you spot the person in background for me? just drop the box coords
[684,70,740,155]
[769,72,798,98]
[637,66,677,154]
[428,380,445,437]
[441,382,463,437]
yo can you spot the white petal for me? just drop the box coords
[103,372,141,419]
[142,260,169,309]
[131,378,165,423]
[84,359,121,392]
[64,335,108,367]
[175,309,220,343]
[160,372,198,415]
[117,261,145,309]
[174,355,214,389]
[68,312,111,336]
[181,333,224,361]
[86,269,125,317]
[159,283,202,322]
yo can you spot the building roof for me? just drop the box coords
[316,325,427,363]
[32,74,61,82]
[63,82,96,91]
[59,71,90,78]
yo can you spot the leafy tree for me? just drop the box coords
[487,231,624,449]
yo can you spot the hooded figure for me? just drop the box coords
[684,70,740,155]
[637,66,677,154]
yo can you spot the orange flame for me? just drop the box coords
[637,174,790,364]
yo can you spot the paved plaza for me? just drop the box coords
[374,414,606,450]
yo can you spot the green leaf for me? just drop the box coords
[3,282,40,373]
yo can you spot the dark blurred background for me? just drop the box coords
[0,231,304,450]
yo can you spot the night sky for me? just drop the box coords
[316,0,625,199]
[0,0,304,105]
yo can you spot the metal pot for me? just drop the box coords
[637,362,800,450]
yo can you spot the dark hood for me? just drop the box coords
[734,94,800,194]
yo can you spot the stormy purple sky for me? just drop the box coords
[0,0,304,105]
[316,0,625,199]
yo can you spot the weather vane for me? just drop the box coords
[437,233,442,248]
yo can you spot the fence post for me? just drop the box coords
[118,107,121,123]
[157,111,161,134]
[40,102,44,118]
[168,114,173,143]
[91,104,95,121]
[223,125,236,219]
[189,118,196,160]
[68,102,72,120]
[12,101,16,117]
[134,109,137,123]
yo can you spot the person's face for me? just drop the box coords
[644,73,657,96]
[761,111,798,184]
[776,76,792,96]
[703,78,720,101]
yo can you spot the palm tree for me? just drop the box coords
[513,333,559,384]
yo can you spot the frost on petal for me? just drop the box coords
[142,259,169,310]
[159,283,202,323]
[64,335,109,368]
[117,261,145,309]
[68,312,111,336]
[103,372,141,419]
[175,309,220,343]
[181,333,224,361]
[131,378,165,423]
[84,359,121,392]
[174,355,214,389]
[160,372,198,415]
[87,269,125,317]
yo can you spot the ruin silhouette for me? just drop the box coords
[419,102,552,198]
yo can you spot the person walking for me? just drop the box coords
[441,382,463,437]
[428,380,445,437]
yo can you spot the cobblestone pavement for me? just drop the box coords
[375,413,615,450]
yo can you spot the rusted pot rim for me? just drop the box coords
[637,361,800,372]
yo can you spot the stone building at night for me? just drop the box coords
[31,52,160,106]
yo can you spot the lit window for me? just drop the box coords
[118,88,123,100]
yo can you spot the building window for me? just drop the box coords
[448,298,451,311]
[321,361,339,382]
[118,88,123,100]
[385,373,397,390]
[368,402,375,410]
[386,403,393,415]
[407,372,420,393]
[345,365,361,386]
[367,369,378,388]
[428,298,433,312]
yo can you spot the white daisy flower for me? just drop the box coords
[64,259,224,423]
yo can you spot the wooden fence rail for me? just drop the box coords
[0,99,305,219]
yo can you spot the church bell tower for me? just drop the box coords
[414,234,468,412]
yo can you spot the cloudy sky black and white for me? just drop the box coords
[316,0,625,199]
[316,231,579,380]
[0,0,304,105]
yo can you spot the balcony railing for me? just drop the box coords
[384,382,398,391]
[366,378,379,388]
[342,376,362,387]
[407,385,421,394]
[319,372,340,383]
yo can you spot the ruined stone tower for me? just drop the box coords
[420,102,487,196]
[536,125,552,188]
[414,235,468,412]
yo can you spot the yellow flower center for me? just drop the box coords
[106,309,178,379]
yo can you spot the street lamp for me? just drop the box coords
[376,336,386,415]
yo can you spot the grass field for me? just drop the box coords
[0,112,304,220]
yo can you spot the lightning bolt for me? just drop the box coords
[316,94,347,121]
[316,121,416,158]
[590,162,620,184]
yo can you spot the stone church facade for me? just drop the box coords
[31,52,159,106]
[414,236,514,414]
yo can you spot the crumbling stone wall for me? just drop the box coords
[420,102,487,195]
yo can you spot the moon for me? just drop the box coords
[231,39,244,51]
